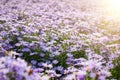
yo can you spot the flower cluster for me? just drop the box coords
[0,0,120,79]
[0,52,44,80]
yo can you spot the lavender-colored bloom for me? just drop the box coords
[52,60,58,64]
[31,60,37,65]
[34,68,44,72]
[22,48,31,52]
[77,71,86,80]
[90,73,96,78]
[0,54,42,80]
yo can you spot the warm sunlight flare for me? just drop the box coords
[104,0,120,19]
[109,0,120,10]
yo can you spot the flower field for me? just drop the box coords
[0,0,120,80]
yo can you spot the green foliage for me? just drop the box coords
[54,53,68,68]
[73,50,87,59]
[110,56,120,79]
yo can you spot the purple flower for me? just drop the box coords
[77,71,86,80]
[22,48,31,52]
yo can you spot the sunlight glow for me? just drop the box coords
[110,0,120,9]
[104,0,120,19]
[109,0,120,10]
